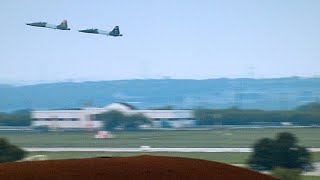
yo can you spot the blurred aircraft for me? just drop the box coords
[78,26,122,37]
[26,20,70,30]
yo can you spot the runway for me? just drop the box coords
[23,147,320,153]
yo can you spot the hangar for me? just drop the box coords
[31,103,196,129]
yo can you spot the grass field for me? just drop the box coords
[27,152,250,164]
[5,128,317,178]
[302,176,320,180]
[26,151,320,164]
[1,128,319,148]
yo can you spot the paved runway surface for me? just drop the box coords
[24,147,320,152]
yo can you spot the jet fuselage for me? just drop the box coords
[78,26,122,37]
[26,21,70,30]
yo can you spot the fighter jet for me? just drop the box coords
[78,26,122,37]
[26,20,70,30]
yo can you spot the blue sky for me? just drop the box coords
[1,0,320,84]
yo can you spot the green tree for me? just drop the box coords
[97,110,126,130]
[248,138,275,170]
[0,138,26,162]
[193,109,216,125]
[0,110,31,126]
[123,114,150,129]
[97,111,150,130]
[248,132,312,171]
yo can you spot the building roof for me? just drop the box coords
[103,102,136,111]
[116,102,137,110]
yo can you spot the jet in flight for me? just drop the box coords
[78,26,122,37]
[26,20,70,30]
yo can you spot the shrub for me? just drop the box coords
[0,138,26,162]
[248,132,312,171]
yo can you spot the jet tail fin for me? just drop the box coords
[57,20,70,30]
[110,26,122,36]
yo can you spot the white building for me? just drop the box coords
[32,103,196,129]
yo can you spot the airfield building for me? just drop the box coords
[31,103,196,129]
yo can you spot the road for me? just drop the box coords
[303,163,320,176]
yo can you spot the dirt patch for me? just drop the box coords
[0,155,275,180]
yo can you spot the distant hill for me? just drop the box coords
[1,77,320,112]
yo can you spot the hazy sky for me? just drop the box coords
[1,0,320,84]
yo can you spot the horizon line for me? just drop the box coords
[1,75,320,86]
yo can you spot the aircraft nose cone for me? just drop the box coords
[26,23,37,26]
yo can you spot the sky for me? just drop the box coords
[1,0,320,84]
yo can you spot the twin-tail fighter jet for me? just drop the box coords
[78,26,122,37]
[26,20,70,30]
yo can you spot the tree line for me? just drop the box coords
[1,102,320,127]
[0,109,31,126]
[194,102,320,126]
